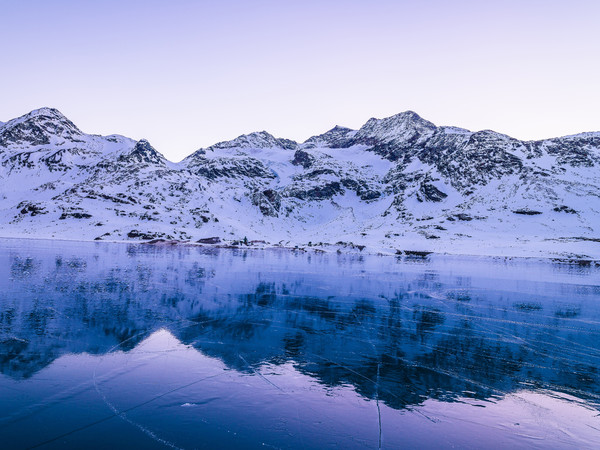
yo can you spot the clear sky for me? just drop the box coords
[1,0,599,161]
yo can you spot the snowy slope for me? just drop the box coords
[0,108,599,259]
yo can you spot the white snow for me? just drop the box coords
[0,108,599,261]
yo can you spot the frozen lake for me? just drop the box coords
[0,238,599,449]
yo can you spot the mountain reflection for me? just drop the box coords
[1,241,599,413]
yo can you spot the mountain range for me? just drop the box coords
[1,107,599,259]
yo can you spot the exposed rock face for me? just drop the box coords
[18,202,47,216]
[118,139,165,165]
[251,188,281,217]
[197,236,221,244]
[303,125,356,149]
[285,181,344,201]
[0,108,83,147]
[417,183,447,203]
[291,149,315,169]
[0,107,598,254]
[188,156,275,180]
[189,131,297,154]
[513,209,543,215]
[350,111,437,156]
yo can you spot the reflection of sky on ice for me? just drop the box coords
[0,238,599,448]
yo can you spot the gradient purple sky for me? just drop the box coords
[1,0,599,161]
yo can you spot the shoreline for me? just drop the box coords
[2,234,599,268]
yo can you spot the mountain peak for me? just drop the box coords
[303,125,356,148]
[366,110,435,129]
[208,131,298,152]
[330,125,353,132]
[24,107,68,120]
[0,107,82,147]
[118,139,165,165]
[353,110,437,146]
[388,110,420,120]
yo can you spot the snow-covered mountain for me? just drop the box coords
[1,107,599,259]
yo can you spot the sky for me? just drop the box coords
[1,0,599,161]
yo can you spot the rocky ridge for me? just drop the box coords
[0,108,599,259]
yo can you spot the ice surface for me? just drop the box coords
[0,239,599,448]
